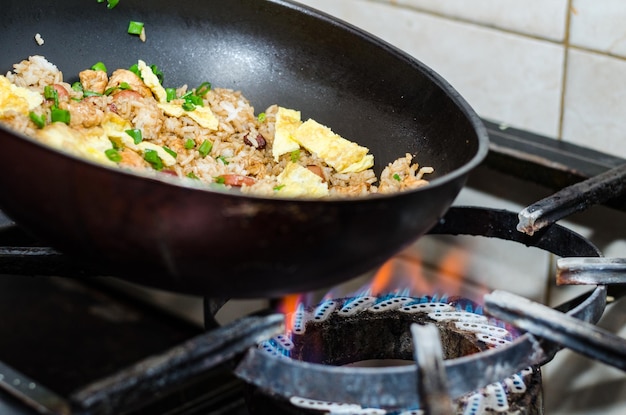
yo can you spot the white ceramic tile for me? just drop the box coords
[384,0,568,41]
[562,49,626,157]
[571,0,626,57]
[298,0,565,137]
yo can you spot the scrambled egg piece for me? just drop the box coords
[293,119,373,173]
[35,122,116,166]
[272,107,301,161]
[137,59,218,131]
[275,162,329,198]
[0,76,43,116]
[138,59,166,103]
[102,112,176,166]
[158,102,218,130]
[272,106,374,173]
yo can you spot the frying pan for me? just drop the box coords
[0,0,488,298]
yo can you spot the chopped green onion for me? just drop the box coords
[257,112,266,123]
[181,91,203,110]
[182,101,196,111]
[106,0,119,9]
[50,108,70,124]
[143,149,163,170]
[91,62,107,72]
[43,85,59,107]
[184,138,195,149]
[290,149,300,162]
[393,173,402,181]
[43,85,56,99]
[214,176,226,184]
[216,156,229,165]
[129,63,140,77]
[29,112,46,128]
[96,0,105,3]
[273,184,286,191]
[128,21,144,36]
[163,146,177,158]
[119,82,131,90]
[125,128,143,144]
[83,90,103,97]
[165,88,177,102]
[105,148,122,163]
[195,82,211,97]
[198,140,212,158]
[71,82,83,92]
[150,64,164,84]
[186,172,199,180]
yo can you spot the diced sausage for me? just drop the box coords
[221,174,256,187]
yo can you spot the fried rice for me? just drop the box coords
[0,55,433,198]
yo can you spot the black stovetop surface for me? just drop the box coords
[0,275,250,415]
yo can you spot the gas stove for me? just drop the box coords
[0,120,625,415]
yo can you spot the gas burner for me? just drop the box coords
[248,295,541,415]
[235,208,607,411]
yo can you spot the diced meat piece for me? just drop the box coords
[107,69,152,98]
[66,96,105,128]
[79,69,109,95]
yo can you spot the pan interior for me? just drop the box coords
[1,0,484,179]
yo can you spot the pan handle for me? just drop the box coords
[70,314,283,415]
[517,164,626,235]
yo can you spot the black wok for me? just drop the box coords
[0,0,488,298]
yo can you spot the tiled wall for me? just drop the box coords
[296,0,626,157]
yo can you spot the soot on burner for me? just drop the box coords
[247,295,543,415]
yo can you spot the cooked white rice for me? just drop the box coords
[0,55,432,198]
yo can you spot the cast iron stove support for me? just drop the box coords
[556,257,626,286]
[517,164,626,236]
[66,314,283,415]
[484,290,626,372]
[411,324,454,415]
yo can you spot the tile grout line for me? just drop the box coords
[558,0,574,141]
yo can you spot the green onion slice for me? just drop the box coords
[128,21,144,36]
[198,140,212,158]
[143,149,164,170]
[217,156,229,165]
[184,138,195,149]
[29,112,46,129]
[50,108,70,124]
[186,172,199,180]
[83,90,104,97]
[182,102,196,111]
[165,88,177,102]
[214,176,226,184]
[257,112,266,123]
[290,149,300,162]
[105,148,122,163]
[150,64,164,84]
[91,62,107,72]
[195,82,211,97]
[125,128,143,144]
[106,0,119,9]
[163,146,177,158]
